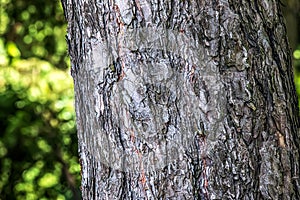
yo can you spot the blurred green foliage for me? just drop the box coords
[294,45,300,99]
[0,0,80,199]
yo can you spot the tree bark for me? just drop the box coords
[62,0,300,199]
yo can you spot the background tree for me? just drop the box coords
[62,0,300,199]
[282,0,299,51]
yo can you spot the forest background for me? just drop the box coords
[0,0,299,199]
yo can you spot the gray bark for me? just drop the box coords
[62,0,300,199]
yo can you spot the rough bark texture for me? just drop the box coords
[62,0,300,199]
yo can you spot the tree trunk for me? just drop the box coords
[62,0,300,199]
[281,0,299,51]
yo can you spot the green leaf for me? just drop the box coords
[38,173,59,188]
[7,42,21,57]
